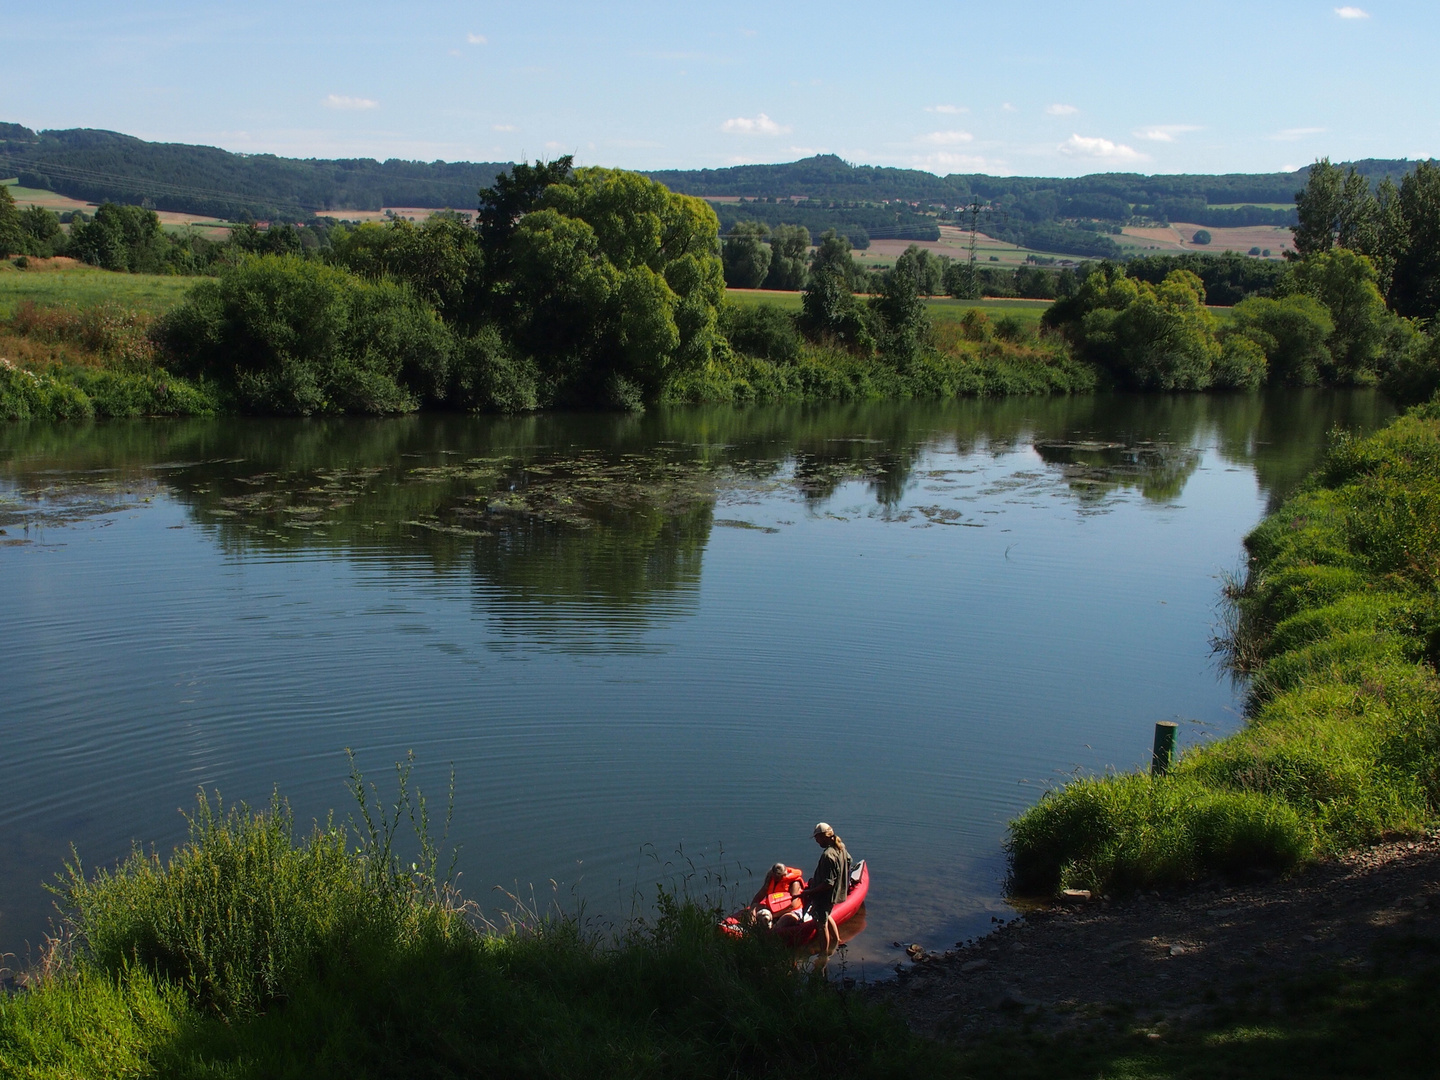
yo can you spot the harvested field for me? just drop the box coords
[1120,223,1292,257]
[319,206,470,223]
[854,226,1065,269]
[2,181,232,238]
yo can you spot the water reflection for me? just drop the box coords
[0,390,1395,588]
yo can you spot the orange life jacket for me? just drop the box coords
[758,866,804,915]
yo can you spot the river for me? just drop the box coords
[0,391,1394,974]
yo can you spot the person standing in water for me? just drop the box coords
[804,822,851,954]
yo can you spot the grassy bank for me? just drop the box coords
[1009,406,1440,896]
[0,781,948,1079]
[0,300,216,421]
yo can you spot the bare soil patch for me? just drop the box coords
[871,832,1440,1043]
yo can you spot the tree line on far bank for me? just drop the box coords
[1036,157,1440,394]
[8,154,1440,419]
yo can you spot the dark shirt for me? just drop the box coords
[807,843,851,909]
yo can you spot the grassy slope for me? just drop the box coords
[1009,408,1440,897]
[0,269,214,420]
[0,264,197,318]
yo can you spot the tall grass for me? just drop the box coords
[1,763,947,1078]
[1009,407,1440,896]
[0,300,216,420]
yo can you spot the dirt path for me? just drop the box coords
[870,831,1440,1042]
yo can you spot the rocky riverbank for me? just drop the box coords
[871,831,1440,1044]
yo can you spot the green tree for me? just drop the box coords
[1191,229,1212,245]
[762,223,809,290]
[893,244,947,296]
[489,166,725,405]
[798,231,873,349]
[68,203,170,272]
[0,185,24,257]
[1292,158,1381,258]
[1285,248,1395,382]
[1389,160,1440,322]
[156,255,452,415]
[808,229,869,292]
[19,205,63,256]
[330,213,483,320]
[720,303,800,363]
[943,258,980,300]
[1055,267,1224,389]
[1229,295,1334,386]
[476,156,575,250]
[721,221,771,289]
[228,222,305,257]
[869,256,930,363]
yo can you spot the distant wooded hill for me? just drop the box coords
[0,124,509,221]
[2,121,1432,254]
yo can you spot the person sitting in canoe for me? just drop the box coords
[749,862,806,929]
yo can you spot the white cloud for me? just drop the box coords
[1058,134,1146,163]
[918,130,974,145]
[1046,104,1079,116]
[1335,6,1369,18]
[720,113,791,136]
[544,141,566,150]
[467,32,488,44]
[788,145,827,156]
[1134,124,1202,142]
[1270,126,1325,141]
[925,104,968,115]
[1000,103,1017,113]
[492,123,517,132]
[322,94,378,111]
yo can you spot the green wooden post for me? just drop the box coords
[1151,721,1178,776]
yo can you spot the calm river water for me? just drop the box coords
[0,392,1394,973]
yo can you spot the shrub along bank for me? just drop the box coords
[0,783,949,1078]
[1009,405,1440,896]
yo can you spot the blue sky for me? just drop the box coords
[4,1,1436,177]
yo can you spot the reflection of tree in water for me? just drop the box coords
[0,390,1398,638]
[1210,389,1395,511]
[1032,439,1203,505]
[469,501,713,647]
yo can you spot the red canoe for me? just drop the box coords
[720,859,869,946]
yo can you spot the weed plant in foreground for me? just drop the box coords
[0,759,948,1079]
[1009,405,1440,896]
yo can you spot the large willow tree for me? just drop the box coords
[475,162,725,407]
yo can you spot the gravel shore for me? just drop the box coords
[871,831,1440,1042]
